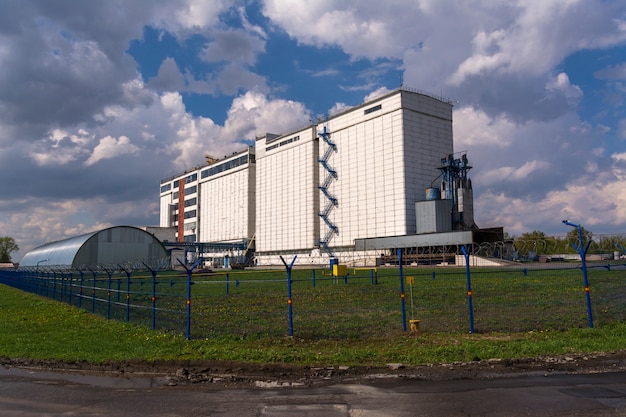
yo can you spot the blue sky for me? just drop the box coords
[1,0,625,261]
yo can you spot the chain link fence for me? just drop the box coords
[1,252,624,339]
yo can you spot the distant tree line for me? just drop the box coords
[0,236,19,263]
[510,228,626,257]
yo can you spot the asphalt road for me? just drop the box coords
[1,367,625,416]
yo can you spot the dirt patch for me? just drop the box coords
[2,351,626,390]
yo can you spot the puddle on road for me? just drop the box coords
[0,365,170,389]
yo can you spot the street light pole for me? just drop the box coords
[36,259,49,271]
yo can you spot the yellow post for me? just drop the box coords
[333,264,347,277]
[409,319,421,333]
[406,276,419,333]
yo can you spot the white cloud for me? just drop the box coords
[453,107,516,148]
[167,0,235,32]
[157,92,222,169]
[221,90,311,142]
[452,100,626,235]
[448,1,626,86]
[480,160,551,186]
[238,6,267,40]
[328,102,350,116]
[475,171,626,237]
[263,0,417,59]
[84,135,139,166]
[363,87,392,102]
[3,199,113,259]
[30,129,93,166]
[546,72,583,103]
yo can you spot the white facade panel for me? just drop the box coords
[401,92,453,235]
[255,128,319,253]
[415,199,452,234]
[159,195,173,227]
[318,90,453,250]
[197,149,255,243]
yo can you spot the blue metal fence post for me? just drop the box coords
[67,271,73,305]
[397,249,407,332]
[176,259,196,340]
[461,245,475,334]
[62,271,68,302]
[103,268,113,320]
[151,269,157,330]
[563,220,594,328]
[187,268,192,339]
[77,269,84,308]
[44,271,50,297]
[59,271,64,303]
[87,268,97,313]
[28,269,36,294]
[280,255,297,337]
[118,265,132,323]
[35,270,40,294]
[52,271,57,300]
[142,262,160,331]
[126,270,131,321]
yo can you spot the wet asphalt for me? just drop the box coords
[1,366,625,416]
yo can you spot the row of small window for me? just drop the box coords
[201,155,252,179]
[266,135,300,152]
[159,152,264,194]
[171,185,197,199]
[160,173,197,193]
[364,104,382,115]
[171,210,197,222]
[169,197,196,214]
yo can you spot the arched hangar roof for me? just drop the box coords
[20,226,167,270]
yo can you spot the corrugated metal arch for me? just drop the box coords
[19,226,168,270]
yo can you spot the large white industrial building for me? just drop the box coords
[159,87,489,267]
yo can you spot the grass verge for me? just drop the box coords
[1,284,624,366]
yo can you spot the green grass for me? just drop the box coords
[1,283,624,366]
[146,265,624,338]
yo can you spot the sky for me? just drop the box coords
[1,0,626,261]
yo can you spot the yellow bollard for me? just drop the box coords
[409,319,421,333]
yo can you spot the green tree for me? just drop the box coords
[565,226,593,252]
[0,236,19,263]
[614,235,626,254]
[596,234,619,255]
[514,230,547,255]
